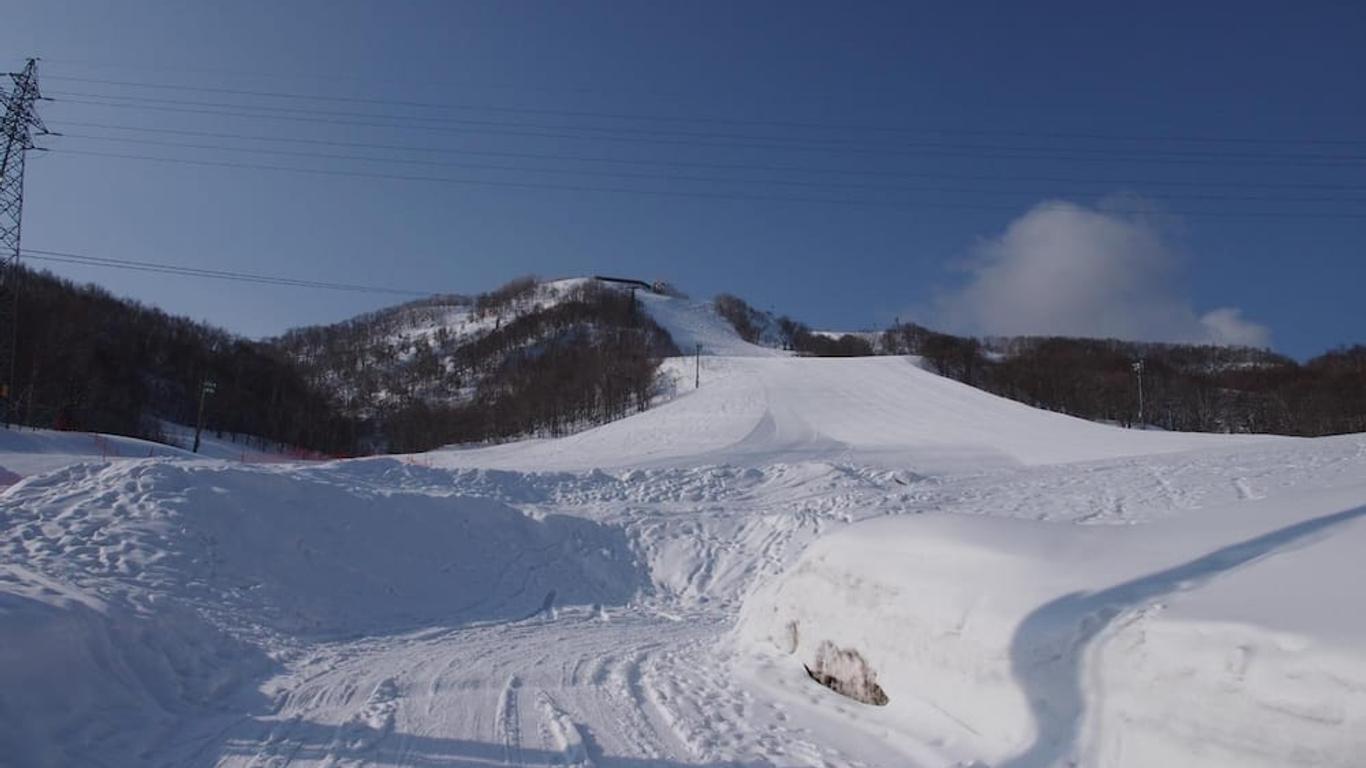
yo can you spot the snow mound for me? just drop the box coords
[737,479,1366,767]
[2,459,646,638]
[0,428,188,485]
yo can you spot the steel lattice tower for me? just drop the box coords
[0,58,47,426]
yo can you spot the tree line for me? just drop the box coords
[885,321,1366,436]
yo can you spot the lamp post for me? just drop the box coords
[193,379,216,453]
[1132,360,1144,428]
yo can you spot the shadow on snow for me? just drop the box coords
[209,716,761,767]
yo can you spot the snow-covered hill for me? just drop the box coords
[275,278,595,414]
[276,278,784,423]
[1,290,1363,767]
[275,277,679,450]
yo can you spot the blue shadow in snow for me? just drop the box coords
[1000,504,1366,768]
[209,719,758,767]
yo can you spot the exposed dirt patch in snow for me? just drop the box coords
[804,641,889,706]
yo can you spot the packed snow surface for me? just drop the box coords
[0,423,302,486]
[1,290,1363,767]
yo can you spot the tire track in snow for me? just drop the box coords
[496,675,525,766]
[566,648,675,762]
[536,691,593,767]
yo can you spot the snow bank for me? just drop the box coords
[2,459,646,638]
[0,427,186,484]
[737,484,1366,767]
[0,424,309,489]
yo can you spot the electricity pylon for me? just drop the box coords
[0,58,48,427]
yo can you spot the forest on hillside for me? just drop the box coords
[279,279,679,452]
[9,272,679,454]
[4,267,356,453]
[882,321,1366,436]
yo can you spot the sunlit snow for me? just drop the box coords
[1,290,1362,767]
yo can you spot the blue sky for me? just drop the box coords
[4,1,1363,358]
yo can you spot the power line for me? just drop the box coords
[21,247,435,296]
[53,87,1366,160]
[38,55,625,99]
[41,73,1366,149]
[48,92,1366,166]
[53,120,1366,193]
[54,131,1366,205]
[50,147,1366,220]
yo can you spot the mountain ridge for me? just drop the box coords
[6,269,1364,454]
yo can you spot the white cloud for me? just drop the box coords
[935,201,1271,348]
[1199,307,1270,347]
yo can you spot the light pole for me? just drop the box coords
[193,379,216,453]
[1132,360,1144,428]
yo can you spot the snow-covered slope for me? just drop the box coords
[0,428,181,483]
[1,288,1363,767]
[441,354,1263,471]
[636,290,786,358]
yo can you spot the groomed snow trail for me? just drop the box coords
[2,296,1363,767]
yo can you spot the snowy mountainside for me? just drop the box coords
[276,277,677,450]
[274,277,589,414]
[637,290,786,358]
[277,278,780,416]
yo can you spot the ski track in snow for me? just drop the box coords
[8,433,1361,767]
[3,325,1366,767]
